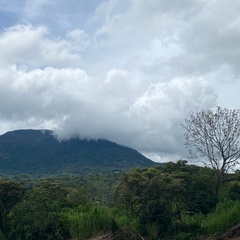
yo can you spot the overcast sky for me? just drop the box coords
[0,0,240,162]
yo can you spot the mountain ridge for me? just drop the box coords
[0,129,157,174]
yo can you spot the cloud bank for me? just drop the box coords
[0,0,239,161]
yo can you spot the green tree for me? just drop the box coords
[115,168,186,236]
[0,179,26,231]
[67,186,90,206]
[163,161,217,214]
[182,106,240,197]
[8,181,69,240]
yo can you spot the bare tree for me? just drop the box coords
[182,106,240,197]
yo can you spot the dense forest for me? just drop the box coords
[0,129,156,175]
[1,161,240,239]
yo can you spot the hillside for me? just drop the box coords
[0,129,157,174]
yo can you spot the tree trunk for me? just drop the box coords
[215,171,223,199]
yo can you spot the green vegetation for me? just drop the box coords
[0,129,157,175]
[1,109,240,239]
[8,182,69,240]
[1,161,240,239]
[202,200,240,233]
[182,199,240,235]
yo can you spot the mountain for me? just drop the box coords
[0,129,157,174]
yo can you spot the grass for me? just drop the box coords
[182,199,240,236]
[64,199,240,239]
[63,204,112,239]
[63,204,140,240]
[201,199,240,233]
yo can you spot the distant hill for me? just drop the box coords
[0,129,157,174]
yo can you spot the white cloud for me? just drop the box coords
[66,29,90,52]
[88,0,240,79]
[0,25,85,69]
[0,0,240,162]
[170,0,240,74]
[0,66,89,120]
[128,77,217,154]
[0,62,217,161]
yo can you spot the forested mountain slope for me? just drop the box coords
[0,129,156,174]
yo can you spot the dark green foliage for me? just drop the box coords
[7,182,69,240]
[0,129,157,174]
[0,161,240,239]
[115,167,186,238]
[162,161,217,214]
[10,172,123,206]
[0,179,26,232]
[0,179,26,212]
[114,161,220,239]
[223,180,240,201]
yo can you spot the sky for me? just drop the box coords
[0,0,240,162]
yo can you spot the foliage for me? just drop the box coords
[64,204,142,240]
[11,172,123,206]
[64,204,113,239]
[201,199,240,234]
[162,161,217,213]
[115,166,186,238]
[0,129,157,175]
[114,161,222,238]
[182,199,240,236]
[0,179,26,232]
[7,181,69,240]
[115,168,182,217]
[222,180,240,201]
[0,162,240,239]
